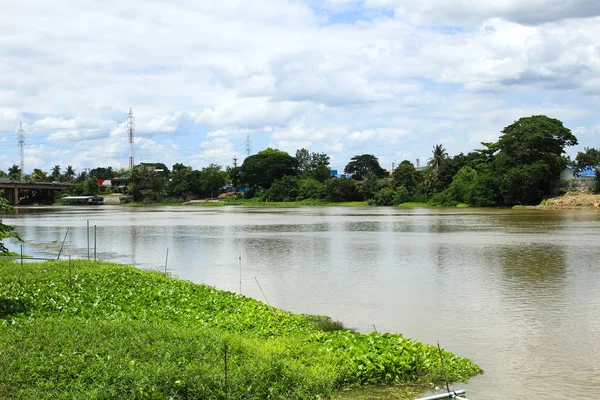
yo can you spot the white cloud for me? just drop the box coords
[0,0,598,173]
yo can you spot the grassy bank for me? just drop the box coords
[0,260,482,399]
[223,199,369,207]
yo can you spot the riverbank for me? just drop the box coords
[0,259,482,399]
[529,192,600,210]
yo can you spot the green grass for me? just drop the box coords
[0,260,482,399]
[396,202,433,207]
[225,199,369,207]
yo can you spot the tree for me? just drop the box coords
[295,148,311,173]
[428,144,448,171]
[575,147,600,170]
[64,165,76,182]
[392,160,417,193]
[240,148,298,189]
[0,191,18,253]
[344,154,387,180]
[295,148,331,182]
[31,168,48,182]
[266,175,300,202]
[89,167,115,180]
[486,115,578,205]
[325,178,362,202]
[201,164,227,198]
[8,165,21,180]
[51,165,61,181]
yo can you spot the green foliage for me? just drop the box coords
[241,148,298,189]
[489,115,577,205]
[89,166,115,180]
[325,178,362,202]
[69,178,100,196]
[435,166,498,206]
[0,191,17,253]
[0,260,482,399]
[575,147,600,170]
[393,186,411,205]
[359,175,387,200]
[298,179,326,200]
[8,164,21,180]
[344,154,387,181]
[427,144,448,171]
[266,176,300,202]
[392,161,417,193]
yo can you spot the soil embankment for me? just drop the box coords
[530,192,600,210]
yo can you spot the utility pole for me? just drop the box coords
[128,108,135,170]
[17,122,25,177]
[416,158,420,168]
[245,134,252,156]
[233,156,238,168]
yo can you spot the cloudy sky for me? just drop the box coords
[1,0,599,174]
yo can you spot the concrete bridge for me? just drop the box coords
[0,180,72,205]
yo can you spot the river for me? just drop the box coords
[4,205,600,399]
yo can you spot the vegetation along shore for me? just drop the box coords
[0,259,482,399]
[5,115,600,209]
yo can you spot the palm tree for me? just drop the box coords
[7,165,21,180]
[64,165,75,182]
[428,144,448,171]
[51,165,61,181]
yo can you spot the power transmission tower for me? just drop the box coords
[17,122,25,176]
[245,134,252,156]
[127,108,135,170]
[233,156,238,168]
[416,158,420,168]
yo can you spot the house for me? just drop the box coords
[560,166,577,181]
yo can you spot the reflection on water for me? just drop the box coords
[4,206,600,399]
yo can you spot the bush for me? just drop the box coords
[298,179,326,200]
[325,179,362,202]
[266,176,300,202]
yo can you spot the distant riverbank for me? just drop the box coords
[527,192,600,210]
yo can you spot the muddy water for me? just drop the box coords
[5,205,600,399]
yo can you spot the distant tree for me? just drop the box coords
[575,147,600,170]
[295,148,311,173]
[241,148,298,189]
[201,164,227,198]
[64,165,76,182]
[266,175,300,202]
[485,115,578,205]
[140,163,170,180]
[344,154,387,180]
[325,178,362,202]
[31,168,48,182]
[89,167,115,180]
[8,165,21,180]
[428,144,448,172]
[392,160,417,193]
[51,165,61,181]
[0,191,18,253]
[75,171,88,183]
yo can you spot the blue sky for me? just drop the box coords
[1,0,599,174]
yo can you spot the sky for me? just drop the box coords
[1,0,599,174]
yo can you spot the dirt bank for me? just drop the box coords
[529,192,600,210]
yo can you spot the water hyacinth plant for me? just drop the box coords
[0,259,482,399]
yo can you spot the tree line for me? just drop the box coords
[2,115,598,206]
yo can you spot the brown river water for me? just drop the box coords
[5,205,600,399]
